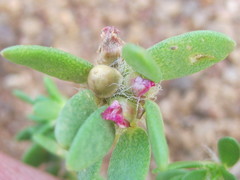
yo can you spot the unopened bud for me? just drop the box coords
[88,65,122,98]
[131,76,155,97]
[97,26,124,65]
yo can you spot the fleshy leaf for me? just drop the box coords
[157,169,188,180]
[182,169,207,180]
[1,45,93,83]
[145,100,169,170]
[108,127,150,180]
[218,136,240,167]
[55,89,98,148]
[168,161,213,170]
[170,175,185,180]
[147,30,236,80]
[15,126,37,141]
[13,90,34,104]
[122,43,161,82]
[33,99,62,122]
[66,106,115,171]
[22,144,49,167]
[78,160,102,180]
[43,77,65,103]
[33,134,66,158]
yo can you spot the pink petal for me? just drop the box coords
[132,76,155,97]
[116,120,130,128]
[101,100,130,128]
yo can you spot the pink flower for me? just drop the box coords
[101,100,130,128]
[132,76,155,97]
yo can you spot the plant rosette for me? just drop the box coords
[1,26,239,180]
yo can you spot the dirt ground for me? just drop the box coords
[0,0,240,178]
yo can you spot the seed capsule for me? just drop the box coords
[88,65,123,98]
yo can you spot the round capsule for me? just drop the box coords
[88,65,123,98]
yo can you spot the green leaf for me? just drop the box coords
[95,175,105,180]
[182,169,207,180]
[147,31,236,80]
[218,136,240,167]
[157,169,188,180]
[170,175,185,180]
[34,122,54,134]
[33,134,66,158]
[145,100,169,171]
[66,106,115,171]
[15,126,36,141]
[1,45,93,83]
[22,144,49,167]
[43,77,65,103]
[221,168,237,180]
[108,127,150,180]
[12,90,34,104]
[122,43,161,82]
[55,89,98,148]
[33,99,62,121]
[168,161,213,170]
[78,160,102,180]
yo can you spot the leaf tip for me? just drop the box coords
[0,48,7,58]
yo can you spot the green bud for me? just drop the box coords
[88,65,123,98]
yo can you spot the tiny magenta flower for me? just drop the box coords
[101,100,130,128]
[132,76,155,97]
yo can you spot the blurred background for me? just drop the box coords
[0,0,240,178]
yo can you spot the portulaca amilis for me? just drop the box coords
[101,100,130,128]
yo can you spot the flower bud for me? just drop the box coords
[97,26,124,65]
[88,65,123,98]
[131,76,155,97]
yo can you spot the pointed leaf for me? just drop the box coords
[157,169,188,180]
[78,160,102,180]
[122,43,161,82]
[33,99,62,121]
[168,161,213,170]
[22,144,49,167]
[55,89,98,148]
[67,106,115,171]
[182,169,207,180]
[108,127,150,180]
[147,31,236,80]
[1,45,93,83]
[15,126,36,141]
[13,90,34,104]
[145,100,169,170]
[33,134,66,158]
[218,136,240,167]
[33,95,48,103]
[43,77,65,103]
